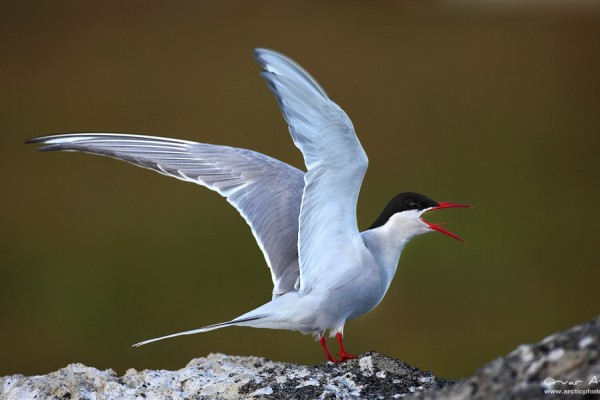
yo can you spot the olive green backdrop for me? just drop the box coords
[1,1,599,379]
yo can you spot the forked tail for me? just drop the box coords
[132,314,268,347]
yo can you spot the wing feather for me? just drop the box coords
[27,133,304,297]
[255,49,368,294]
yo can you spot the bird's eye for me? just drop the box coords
[409,201,420,209]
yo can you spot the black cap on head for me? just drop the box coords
[367,192,438,230]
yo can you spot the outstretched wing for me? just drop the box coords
[27,133,304,297]
[254,49,368,294]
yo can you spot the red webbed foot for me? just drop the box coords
[319,332,359,363]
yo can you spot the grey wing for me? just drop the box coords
[27,133,304,297]
[254,49,368,294]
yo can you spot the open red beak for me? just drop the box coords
[420,202,471,243]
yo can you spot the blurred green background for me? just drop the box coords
[1,1,599,379]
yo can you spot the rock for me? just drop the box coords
[408,315,600,400]
[2,316,598,400]
[0,353,452,400]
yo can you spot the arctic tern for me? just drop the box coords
[27,48,469,362]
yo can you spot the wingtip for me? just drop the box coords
[25,136,57,152]
[253,48,282,72]
[253,48,297,72]
[253,47,278,60]
[25,133,77,147]
[25,136,45,145]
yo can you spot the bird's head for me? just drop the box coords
[368,192,471,242]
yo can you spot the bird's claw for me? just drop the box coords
[326,354,340,363]
[321,333,357,362]
[338,351,358,361]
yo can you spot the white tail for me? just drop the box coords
[132,315,268,347]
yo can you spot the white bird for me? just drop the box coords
[27,48,469,362]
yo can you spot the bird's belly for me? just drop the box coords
[267,258,387,333]
[342,280,384,320]
[313,269,386,328]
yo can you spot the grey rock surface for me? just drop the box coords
[409,315,600,400]
[2,315,598,400]
[0,352,452,400]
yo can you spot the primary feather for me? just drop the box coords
[28,133,304,298]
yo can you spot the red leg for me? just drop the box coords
[319,336,339,362]
[336,332,358,361]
